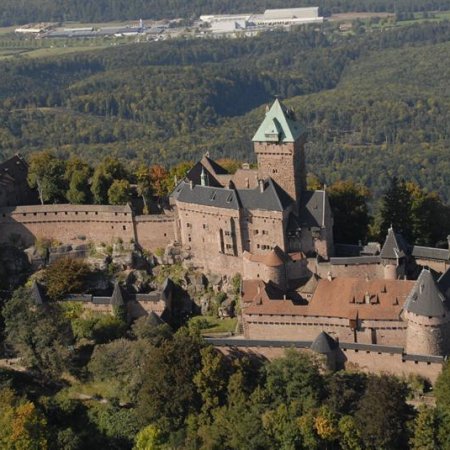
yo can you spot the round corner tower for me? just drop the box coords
[403,269,450,356]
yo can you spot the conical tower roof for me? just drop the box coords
[380,227,409,259]
[146,311,165,327]
[404,269,448,317]
[252,99,303,143]
[110,281,125,306]
[310,331,338,354]
[31,280,46,305]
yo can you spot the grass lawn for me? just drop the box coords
[189,316,237,335]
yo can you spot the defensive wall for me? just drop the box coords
[0,204,175,252]
[241,314,407,347]
[208,338,444,383]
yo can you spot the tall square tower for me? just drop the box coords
[252,99,306,201]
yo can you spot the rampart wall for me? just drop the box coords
[134,215,175,251]
[242,314,407,346]
[212,340,444,383]
[415,258,450,274]
[312,260,385,280]
[0,205,174,252]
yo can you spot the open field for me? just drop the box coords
[329,12,394,21]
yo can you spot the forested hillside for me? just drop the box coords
[1,21,450,199]
[1,0,450,26]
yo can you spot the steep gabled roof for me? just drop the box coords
[252,99,303,143]
[31,280,46,305]
[161,278,175,302]
[380,227,409,259]
[201,154,229,175]
[185,161,223,188]
[310,331,338,354]
[404,269,448,317]
[175,182,241,210]
[411,245,450,262]
[147,311,166,326]
[298,190,328,228]
[111,281,125,306]
[237,178,292,212]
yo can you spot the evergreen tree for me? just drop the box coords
[379,177,414,242]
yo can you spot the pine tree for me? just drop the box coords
[379,177,414,241]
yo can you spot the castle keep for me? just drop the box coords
[170,99,334,281]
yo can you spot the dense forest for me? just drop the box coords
[1,21,450,200]
[1,0,450,25]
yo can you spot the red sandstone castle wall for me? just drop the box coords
[243,314,407,347]
[134,215,175,251]
[415,258,449,274]
[218,345,442,382]
[0,205,174,252]
[312,260,385,280]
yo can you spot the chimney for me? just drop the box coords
[327,271,333,281]
[189,180,194,190]
[200,167,207,187]
[259,179,265,193]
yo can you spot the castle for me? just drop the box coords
[1,99,450,381]
[170,99,334,283]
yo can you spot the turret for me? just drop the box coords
[380,227,409,280]
[310,331,339,371]
[403,269,450,356]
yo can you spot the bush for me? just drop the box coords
[72,314,127,344]
[43,257,91,301]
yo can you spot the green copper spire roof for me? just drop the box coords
[252,99,303,143]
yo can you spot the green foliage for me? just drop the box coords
[72,313,127,344]
[65,158,92,204]
[2,288,73,380]
[87,403,140,448]
[264,349,324,415]
[328,180,371,244]
[355,374,412,449]
[0,388,48,450]
[107,179,130,205]
[131,317,173,345]
[134,424,166,450]
[136,328,204,433]
[379,176,414,241]
[27,150,66,205]
[91,157,128,204]
[410,406,439,450]
[42,257,91,301]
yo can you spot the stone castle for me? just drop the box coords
[1,99,450,381]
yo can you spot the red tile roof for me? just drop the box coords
[243,277,415,321]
